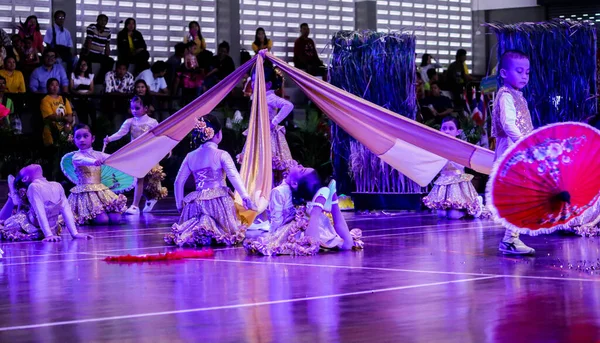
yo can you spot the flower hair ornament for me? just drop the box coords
[191,116,215,147]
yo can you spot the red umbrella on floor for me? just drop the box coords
[486,122,600,235]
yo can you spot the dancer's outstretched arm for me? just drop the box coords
[174,155,191,211]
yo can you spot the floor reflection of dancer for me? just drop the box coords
[245,166,363,256]
[238,66,297,184]
[165,114,254,247]
[67,124,127,225]
[423,116,487,219]
[492,50,536,255]
[104,95,167,215]
[0,165,93,242]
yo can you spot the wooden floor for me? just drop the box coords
[1,200,600,342]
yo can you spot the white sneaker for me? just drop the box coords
[499,229,535,255]
[0,248,3,259]
[143,200,157,213]
[125,205,140,215]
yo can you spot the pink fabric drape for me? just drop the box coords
[104,56,258,178]
[106,50,495,195]
[265,52,495,186]
[236,53,273,212]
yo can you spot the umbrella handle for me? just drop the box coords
[102,136,108,153]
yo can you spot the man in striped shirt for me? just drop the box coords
[82,14,114,84]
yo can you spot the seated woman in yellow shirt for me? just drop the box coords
[252,27,273,54]
[40,78,73,146]
[0,56,26,93]
[183,21,207,56]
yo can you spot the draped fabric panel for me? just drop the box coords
[265,52,495,186]
[106,50,495,211]
[235,54,273,213]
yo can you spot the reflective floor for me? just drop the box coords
[1,201,599,342]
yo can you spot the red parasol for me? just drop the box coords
[486,122,600,235]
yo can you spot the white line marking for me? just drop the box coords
[194,258,600,283]
[0,276,498,332]
[363,225,501,238]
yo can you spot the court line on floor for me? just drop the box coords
[363,225,502,238]
[191,257,600,283]
[0,275,499,332]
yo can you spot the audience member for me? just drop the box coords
[174,52,204,105]
[421,81,454,123]
[22,37,40,81]
[18,16,43,53]
[40,78,73,146]
[204,41,235,89]
[183,21,206,56]
[70,58,95,126]
[0,28,12,56]
[133,79,156,116]
[10,35,23,62]
[420,53,442,83]
[0,57,25,94]
[44,10,74,74]
[116,18,150,75]
[446,49,474,105]
[252,27,272,53]
[82,14,115,84]
[424,68,438,93]
[30,49,69,94]
[136,62,169,96]
[293,23,324,76]
[105,60,134,94]
[166,43,186,87]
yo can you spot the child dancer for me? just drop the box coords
[492,50,535,255]
[423,116,486,219]
[0,165,93,242]
[68,124,127,224]
[165,114,254,246]
[245,166,363,256]
[238,67,297,183]
[104,96,167,214]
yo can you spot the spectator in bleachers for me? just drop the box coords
[183,21,206,56]
[22,37,40,82]
[133,79,156,116]
[166,42,186,88]
[10,35,22,63]
[174,52,204,105]
[30,49,69,94]
[446,49,474,105]
[44,10,74,75]
[41,78,73,147]
[82,14,115,84]
[18,16,43,54]
[424,68,438,94]
[136,61,169,96]
[0,57,26,94]
[204,41,235,90]
[252,27,272,54]
[420,81,454,123]
[117,18,150,76]
[293,23,325,76]
[0,76,15,119]
[70,58,95,126]
[105,60,134,94]
[419,54,442,83]
[0,28,12,55]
